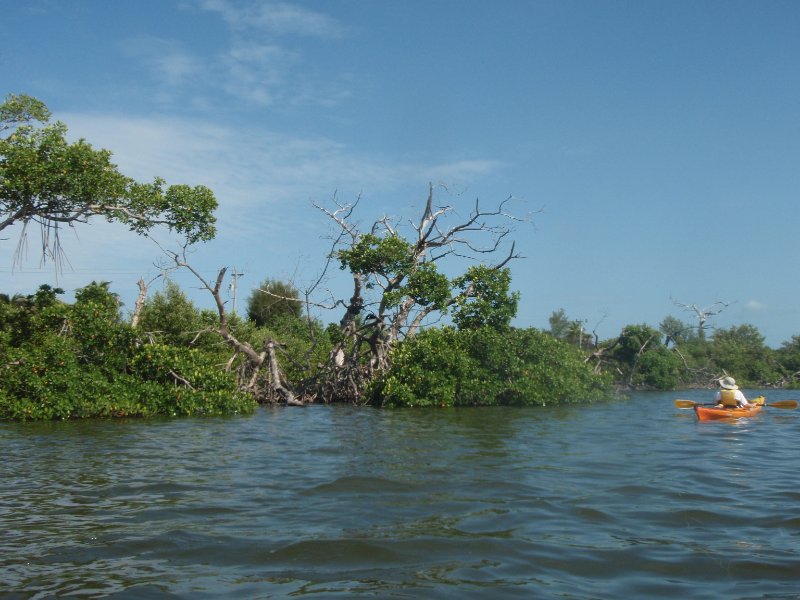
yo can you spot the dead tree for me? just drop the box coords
[311,183,530,403]
[130,275,164,329]
[672,298,730,340]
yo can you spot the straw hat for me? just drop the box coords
[719,376,738,390]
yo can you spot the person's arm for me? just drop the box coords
[736,390,751,406]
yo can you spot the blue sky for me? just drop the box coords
[2,0,799,346]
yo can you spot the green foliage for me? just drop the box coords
[547,308,571,340]
[326,321,345,346]
[0,93,217,244]
[337,234,414,276]
[2,334,109,420]
[777,335,800,377]
[710,324,779,386]
[632,347,682,390]
[130,344,253,417]
[0,93,50,128]
[0,282,255,421]
[0,286,67,351]
[369,327,470,407]
[337,233,454,310]
[603,323,683,390]
[370,326,611,407]
[391,262,451,309]
[70,282,137,374]
[596,318,790,389]
[613,324,664,364]
[546,308,592,347]
[335,227,519,354]
[452,266,518,331]
[246,278,303,327]
[138,280,206,346]
[31,284,65,308]
[659,315,695,347]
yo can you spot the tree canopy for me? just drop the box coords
[246,279,303,328]
[0,93,218,264]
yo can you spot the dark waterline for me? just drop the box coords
[2,391,800,599]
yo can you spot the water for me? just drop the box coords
[2,391,799,599]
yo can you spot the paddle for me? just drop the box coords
[674,399,798,409]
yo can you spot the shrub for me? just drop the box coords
[370,326,611,407]
[0,282,256,421]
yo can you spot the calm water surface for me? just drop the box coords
[2,391,800,599]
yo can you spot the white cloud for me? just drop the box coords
[744,299,766,311]
[56,112,504,245]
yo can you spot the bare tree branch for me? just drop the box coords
[672,297,731,338]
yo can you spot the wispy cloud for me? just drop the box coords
[59,112,505,237]
[196,0,346,38]
[119,36,202,87]
[121,2,349,108]
[219,40,298,106]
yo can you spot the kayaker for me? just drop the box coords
[714,376,755,409]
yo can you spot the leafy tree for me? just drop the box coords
[776,335,800,386]
[548,308,571,340]
[0,94,51,129]
[0,284,65,347]
[613,324,664,365]
[545,308,591,347]
[137,280,205,346]
[154,186,530,405]
[246,278,303,327]
[70,281,135,374]
[605,323,682,389]
[659,315,695,347]
[0,93,218,263]
[633,347,682,390]
[711,324,779,386]
[452,266,518,331]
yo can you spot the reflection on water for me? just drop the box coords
[2,391,799,599]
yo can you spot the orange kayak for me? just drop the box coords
[694,404,763,421]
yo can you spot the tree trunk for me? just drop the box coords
[130,278,148,328]
[265,339,302,405]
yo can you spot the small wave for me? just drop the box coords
[302,476,415,495]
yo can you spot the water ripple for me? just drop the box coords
[2,393,800,598]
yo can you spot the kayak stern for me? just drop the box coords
[694,404,763,421]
